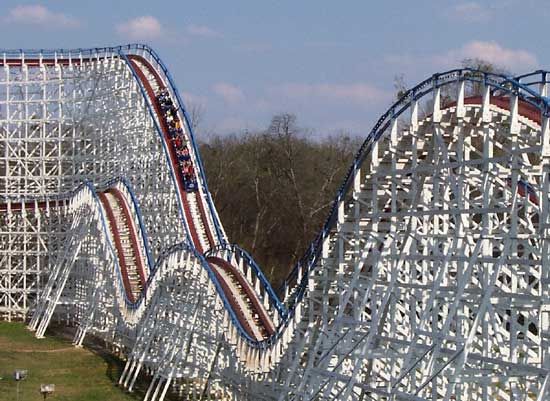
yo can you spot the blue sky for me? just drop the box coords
[0,1,548,138]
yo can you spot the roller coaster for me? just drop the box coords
[0,44,549,401]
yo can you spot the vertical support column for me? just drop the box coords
[433,86,442,123]
[337,194,345,275]
[456,80,466,118]
[509,92,520,364]
[371,138,379,225]
[390,117,398,280]
[481,82,494,372]
[482,80,491,123]
[540,72,548,98]
[540,116,550,370]
[510,92,520,137]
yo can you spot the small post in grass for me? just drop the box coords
[40,383,55,400]
[13,369,28,401]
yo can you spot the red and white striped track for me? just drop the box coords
[0,54,275,343]
[4,48,550,400]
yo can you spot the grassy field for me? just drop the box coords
[0,322,143,401]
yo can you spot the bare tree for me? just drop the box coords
[187,102,204,132]
[200,114,361,288]
[461,58,509,96]
[393,73,408,101]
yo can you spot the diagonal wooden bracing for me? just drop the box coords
[1,46,549,401]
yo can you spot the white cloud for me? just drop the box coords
[186,24,221,38]
[5,5,79,28]
[212,83,245,104]
[116,16,163,40]
[434,41,538,71]
[274,83,390,106]
[447,2,492,22]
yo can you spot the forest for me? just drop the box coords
[199,114,362,289]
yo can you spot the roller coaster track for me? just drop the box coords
[1,44,550,400]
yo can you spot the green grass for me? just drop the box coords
[0,322,143,401]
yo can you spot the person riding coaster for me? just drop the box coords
[168,128,178,139]
[157,89,197,194]
[156,90,167,103]
[180,160,198,192]
[177,151,190,163]
[173,136,183,149]
[181,160,193,176]
[183,175,198,193]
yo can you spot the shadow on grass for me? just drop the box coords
[46,324,148,400]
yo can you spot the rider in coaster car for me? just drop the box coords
[158,89,169,104]
[181,160,191,174]
[187,162,195,177]
[184,179,197,192]
[156,89,166,102]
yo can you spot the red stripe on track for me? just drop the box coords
[208,256,275,337]
[126,56,207,252]
[445,95,543,124]
[0,58,97,67]
[0,200,52,211]
[105,188,148,288]
[128,55,215,253]
[208,259,266,340]
[98,192,137,303]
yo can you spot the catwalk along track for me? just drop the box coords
[1,45,550,401]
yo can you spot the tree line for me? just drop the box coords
[199,114,361,289]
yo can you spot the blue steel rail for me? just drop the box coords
[204,244,288,319]
[279,67,550,311]
[0,45,278,347]
[1,180,260,345]
[135,46,227,246]
[3,44,550,349]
